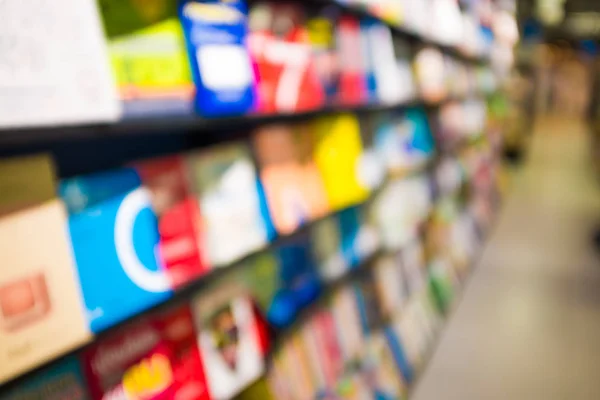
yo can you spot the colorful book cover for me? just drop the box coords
[307,6,342,104]
[335,16,367,105]
[186,144,268,267]
[0,357,91,400]
[289,334,319,397]
[363,333,407,400]
[374,109,435,175]
[414,47,447,104]
[330,287,365,364]
[191,280,268,400]
[135,155,209,289]
[391,37,417,103]
[0,0,120,128]
[382,326,414,385]
[310,216,346,282]
[373,255,407,321]
[335,207,362,268]
[252,124,315,236]
[248,2,325,113]
[0,156,90,383]
[241,234,321,329]
[98,0,194,117]
[299,322,328,392]
[82,304,206,400]
[313,114,370,210]
[295,123,331,219]
[428,258,457,314]
[311,310,344,390]
[399,239,427,296]
[179,0,256,117]
[351,271,382,335]
[359,19,384,103]
[336,205,379,269]
[60,168,172,333]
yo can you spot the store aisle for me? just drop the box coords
[412,116,600,400]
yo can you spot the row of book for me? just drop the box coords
[0,106,443,384]
[0,0,496,129]
[0,181,498,399]
[0,96,504,396]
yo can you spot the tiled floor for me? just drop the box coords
[411,116,600,400]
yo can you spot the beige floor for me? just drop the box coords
[411,116,600,400]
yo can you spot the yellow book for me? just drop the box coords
[313,114,370,210]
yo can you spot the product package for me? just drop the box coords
[61,168,172,333]
[310,216,346,282]
[351,270,383,335]
[329,287,365,365]
[414,47,447,103]
[359,19,380,103]
[373,109,435,177]
[0,155,90,384]
[98,0,194,117]
[135,156,209,289]
[313,114,370,210]
[0,0,120,128]
[335,16,368,105]
[382,326,414,385]
[244,235,321,329]
[362,333,407,399]
[398,239,428,296]
[248,2,325,114]
[186,144,268,266]
[335,206,379,269]
[309,309,345,392]
[0,356,90,400]
[372,255,407,321]
[307,6,342,104]
[371,177,432,251]
[428,257,458,314]
[82,304,206,399]
[179,0,256,116]
[252,124,320,236]
[191,280,270,400]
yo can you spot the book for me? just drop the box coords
[61,168,172,333]
[0,155,90,383]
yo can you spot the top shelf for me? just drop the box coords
[0,0,492,153]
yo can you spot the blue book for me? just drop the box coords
[179,0,256,117]
[60,168,172,333]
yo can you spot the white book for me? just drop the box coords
[0,0,120,129]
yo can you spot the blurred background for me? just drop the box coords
[0,0,599,399]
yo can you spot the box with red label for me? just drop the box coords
[191,280,269,400]
[135,156,209,290]
[248,2,325,114]
[82,304,207,400]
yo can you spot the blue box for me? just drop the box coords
[60,168,172,333]
[179,0,256,117]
